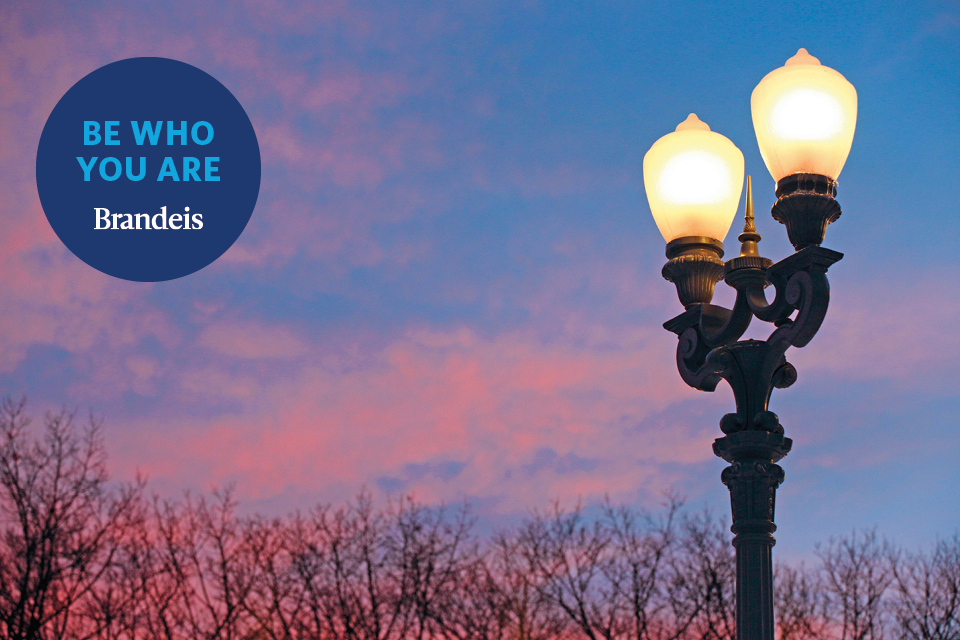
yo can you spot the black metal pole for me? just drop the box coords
[714,432,791,640]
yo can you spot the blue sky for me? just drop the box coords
[1,0,958,561]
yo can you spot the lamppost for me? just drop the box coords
[642,49,857,640]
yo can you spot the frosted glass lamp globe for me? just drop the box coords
[751,48,857,182]
[643,114,745,244]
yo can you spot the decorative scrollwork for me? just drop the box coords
[772,362,798,389]
[665,246,842,434]
[676,327,722,392]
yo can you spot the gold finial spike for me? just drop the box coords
[738,175,762,257]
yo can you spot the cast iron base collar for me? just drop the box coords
[661,236,725,309]
[772,173,841,251]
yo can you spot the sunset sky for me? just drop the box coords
[1,0,958,561]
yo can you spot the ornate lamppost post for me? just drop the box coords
[643,49,857,640]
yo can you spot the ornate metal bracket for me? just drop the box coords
[662,176,843,436]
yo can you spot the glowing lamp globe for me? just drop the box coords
[643,114,745,244]
[751,49,858,182]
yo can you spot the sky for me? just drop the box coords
[1,0,958,562]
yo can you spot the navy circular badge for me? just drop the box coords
[36,57,261,282]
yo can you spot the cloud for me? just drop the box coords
[103,323,715,512]
[197,320,307,360]
[789,275,960,387]
[0,1,452,375]
[2,0,957,552]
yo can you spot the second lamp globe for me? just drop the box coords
[751,48,858,183]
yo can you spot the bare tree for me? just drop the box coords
[482,527,568,640]
[8,396,960,640]
[0,398,143,640]
[70,492,154,640]
[515,501,621,640]
[667,510,735,640]
[817,529,895,640]
[890,535,960,640]
[286,493,412,640]
[508,499,732,640]
[597,497,687,640]
[393,498,476,640]
[141,489,264,640]
[241,516,304,640]
[775,562,829,640]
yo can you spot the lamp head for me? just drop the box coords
[751,49,858,183]
[643,114,745,246]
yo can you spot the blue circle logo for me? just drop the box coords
[36,57,261,282]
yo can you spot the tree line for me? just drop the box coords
[0,400,957,640]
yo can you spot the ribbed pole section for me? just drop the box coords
[714,431,791,640]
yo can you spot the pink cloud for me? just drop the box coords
[197,320,307,360]
[104,322,718,513]
[301,73,407,112]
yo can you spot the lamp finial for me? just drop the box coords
[739,176,762,257]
